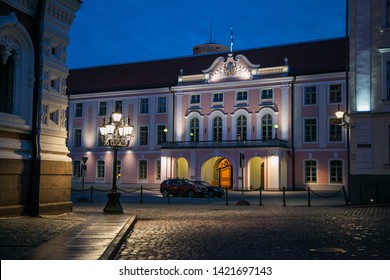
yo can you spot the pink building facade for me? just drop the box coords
[67,38,347,191]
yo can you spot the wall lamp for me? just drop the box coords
[335,105,353,128]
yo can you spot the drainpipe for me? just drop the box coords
[30,0,46,216]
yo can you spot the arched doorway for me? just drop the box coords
[201,157,233,188]
[174,157,188,179]
[248,157,265,190]
[217,158,232,189]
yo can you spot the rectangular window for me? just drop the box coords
[304,119,317,142]
[156,159,161,180]
[330,160,343,183]
[190,94,200,104]
[115,100,122,113]
[213,93,223,103]
[97,160,105,180]
[75,103,83,117]
[157,97,167,113]
[236,91,247,101]
[98,132,105,146]
[261,89,273,103]
[329,118,342,142]
[139,126,148,146]
[157,125,167,145]
[304,86,317,105]
[73,161,81,177]
[140,98,149,114]
[98,101,107,116]
[139,160,147,179]
[329,84,342,104]
[74,128,82,147]
[305,160,317,183]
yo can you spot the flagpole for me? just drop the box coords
[230,28,233,52]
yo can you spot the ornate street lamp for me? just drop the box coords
[99,111,134,214]
[335,104,353,128]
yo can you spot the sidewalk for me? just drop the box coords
[0,203,136,260]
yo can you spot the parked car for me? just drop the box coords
[160,178,208,197]
[192,181,225,197]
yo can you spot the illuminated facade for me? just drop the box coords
[67,38,348,192]
[348,0,390,204]
[0,0,81,216]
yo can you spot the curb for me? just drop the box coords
[99,215,137,260]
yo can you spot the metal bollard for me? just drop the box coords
[140,186,143,204]
[259,186,263,206]
[90,186,93,202]
[283,187,286,206]
[308,187,311,207]
[342,185,348,206]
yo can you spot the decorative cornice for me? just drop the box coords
[1,0,38,17]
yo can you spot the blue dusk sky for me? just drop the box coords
[67,0,347,69]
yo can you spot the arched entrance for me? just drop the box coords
[201,157,233,188]
[217,158,232,189]
[174,157,188,179]
[248,157,265,190]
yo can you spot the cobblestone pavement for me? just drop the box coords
[0,212,87,260]
[116,204,390,260]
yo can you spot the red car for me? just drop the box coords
[160,178,208,197]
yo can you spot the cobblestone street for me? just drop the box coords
[116,204,390,260]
